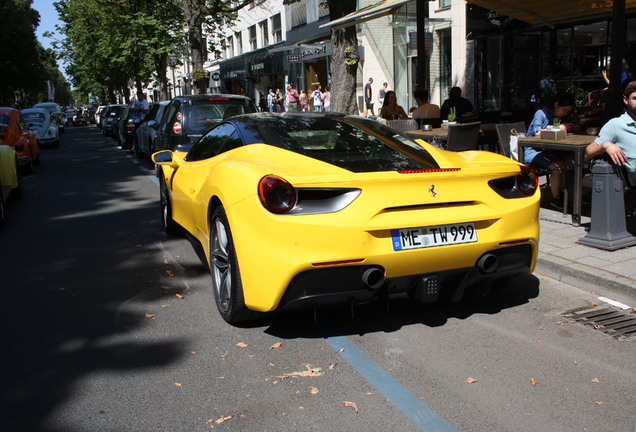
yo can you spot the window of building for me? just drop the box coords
[227,35,234,59]
[290,0,307,28]
[439,28,451,98]
[272,14,282,43]
[440,0,451,8]
[249,25,257,51]
[260,20,269,46]
[235,31,243,55]
[318,1,329,19]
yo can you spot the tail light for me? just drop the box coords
[125,120,136,133]
[489,165,539,198]
[517,165,539,195]
[172,121,182,135]
[258,175,297,214]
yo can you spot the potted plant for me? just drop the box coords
[447,107,457,124]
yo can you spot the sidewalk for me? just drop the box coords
[534,204,636,306]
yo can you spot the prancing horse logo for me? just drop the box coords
[428,185,437,198]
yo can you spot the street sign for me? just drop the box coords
[288,55,301,63]
[212,72,220,81]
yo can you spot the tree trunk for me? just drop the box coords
[328,0,359,114]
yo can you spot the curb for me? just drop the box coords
[535,254,636,306]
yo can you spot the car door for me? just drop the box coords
[171,123,241,235]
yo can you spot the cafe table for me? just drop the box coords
[517,133,594,226]
[404,123,498,151]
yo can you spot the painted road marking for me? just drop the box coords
[325,336,458,432]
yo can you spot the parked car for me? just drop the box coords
[94,105,107,126]
[0,107,40,172]
[113,105,140,149]
[155,94,257,153]
[21,107,60,147]
[135,101,168,157]
[0,144,23,227]
[152,112,540,323]
[33,102,65,133]
[101,104,127,137]
[64,109,76,126]
[72,109,88,126]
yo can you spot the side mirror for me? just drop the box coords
[152,150,174,164]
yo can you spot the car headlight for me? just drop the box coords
[488,165,539,198]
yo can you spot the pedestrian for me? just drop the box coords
[312,85,323,112]
[440,86,474,120]
[410,88,440,120]
[259,92,267,112]
[129,91,149,153]
[364,77,374,117]
[276,88,284,112]
[585,80,636,187]
[525,91,581,210]
[380,90,408,120]
[378,82,388,107]
[299,90,308,111]
[322,86,331,112]
[287,83,299,112]
[267,88,276,112]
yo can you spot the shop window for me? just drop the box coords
[249,25,257,51]
[272,14,282,43]
[291,0,307,28]
[439,28,451,98]
[260,20,269,47]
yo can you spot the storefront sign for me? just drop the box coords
[288,55,301,63]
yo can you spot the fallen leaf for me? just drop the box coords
[283,363,323,377]
[166,270,175,277]
[309,386,320,395]
[329,363,337,370]
[592,378,600,383]
[174,383,182,387]
[339,348,345,353]
[220,352,228,360]
[466,377,478,384]
[270,342,283,349]
[268,363,276,367]
[215,415,233,424]
[631,307,636,313]
[175,293,184,299]
[236,342,248,348]
[343,401,359,413]
[145,313,155,319]
[163,259,171,265]
[591,303,598,306]
[595,401,604,405]
[530,378,537,386]
[533,337,541,343]
[574,361,579,366]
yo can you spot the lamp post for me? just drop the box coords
[169,53,178,97]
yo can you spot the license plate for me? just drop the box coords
[391,223,477,251]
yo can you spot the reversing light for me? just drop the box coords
[517,165,538,195]
[258,175,297,214]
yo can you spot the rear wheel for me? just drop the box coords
[210,206,253,324]
[159,177,180,235]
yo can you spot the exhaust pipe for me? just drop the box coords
[362,268,385,290]
[477,253,498,274]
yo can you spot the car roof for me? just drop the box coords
[21,108,49,114]
[172,94,254,103]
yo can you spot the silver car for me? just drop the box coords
[135,101,168,158]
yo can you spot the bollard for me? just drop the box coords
[577,160,636,250]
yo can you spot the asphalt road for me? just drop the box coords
[1,125,635,432]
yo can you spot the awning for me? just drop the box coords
[319,0,416,30]
[467,0,636,27]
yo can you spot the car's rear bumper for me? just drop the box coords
[277,243,534,310]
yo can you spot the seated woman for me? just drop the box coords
[525,92,581,210]
[380,91,408,120]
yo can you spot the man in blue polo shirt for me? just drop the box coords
[585,80,636,187]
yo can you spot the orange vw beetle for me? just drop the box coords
[0,107,40,172]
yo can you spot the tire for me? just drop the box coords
[11,158,23,200]
[0,183,6,228]
[159,177,180,236]
[209,206,254,324]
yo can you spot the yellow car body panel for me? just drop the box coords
[158,140,540,313]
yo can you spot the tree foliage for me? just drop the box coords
[0,0,69,107]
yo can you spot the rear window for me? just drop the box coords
[187,99,256,134]
[243,116,439,173]
[0,115,11,128]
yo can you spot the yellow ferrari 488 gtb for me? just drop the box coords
[153,113,540,323]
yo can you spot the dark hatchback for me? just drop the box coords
[154,94,257,152]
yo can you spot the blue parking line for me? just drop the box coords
[325,336,458,432]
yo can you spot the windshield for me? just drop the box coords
[23,112,47,123]
[187,99,257,134]
[239,115,439,173]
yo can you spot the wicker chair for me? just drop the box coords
[446,121,481,151]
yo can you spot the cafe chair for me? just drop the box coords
[446,121,481,151]
[387,119,419,135]
[415,117,442,128]
[495,122,526,158]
